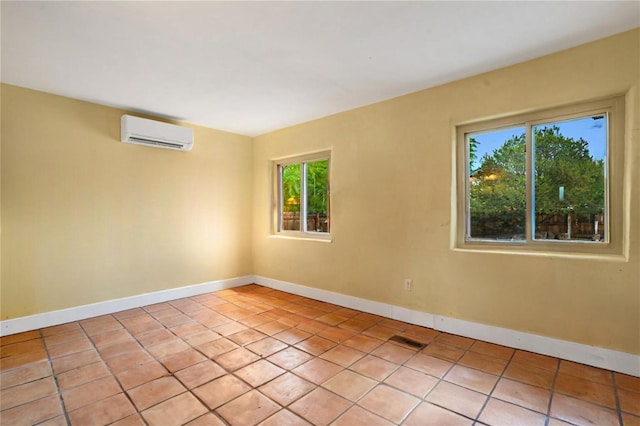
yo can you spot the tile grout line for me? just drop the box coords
[400,342,448,424]
[215,296,405,424]
[231,292,361,425]
[263,306,377,424]
[466,341,493,425]
[117,307,212,421]
[330,326,422,424]
[370,341,422,423]
[185,296,293,424]
[176,291,352,424]
[110,308,174,425]
[348,339,420,425]
[80,315,148,425]
[395,334,477,425]
[353,322,441,424]
[131,301,230,425]
[39,327,74,426]
[174,296,235,425]
[611,371,624,426]
[406,346,457,424]
[474,347,518,425]
[544,356,561,426]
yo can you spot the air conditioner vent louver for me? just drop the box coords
[121,114,193,151]
[128,137,186,150]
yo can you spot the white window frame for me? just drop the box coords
[272,150,331,240]
[455,96,625,256]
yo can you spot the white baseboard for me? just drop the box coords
[2,274,637,377]
[254,276,435,329]
[254,275,640,377]
[0,276,254,337]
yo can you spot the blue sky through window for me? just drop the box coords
[469,115,606,172]
[469,126,525,172]
[539,115,607,160]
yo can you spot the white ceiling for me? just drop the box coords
[2,1,638,137]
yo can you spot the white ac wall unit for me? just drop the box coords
[121,114,193,151]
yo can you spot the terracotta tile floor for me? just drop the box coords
[1,284,639,425]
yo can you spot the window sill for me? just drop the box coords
[452,246,627,262]
[269,233,332,243]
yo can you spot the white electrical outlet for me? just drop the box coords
[404,279,413,291]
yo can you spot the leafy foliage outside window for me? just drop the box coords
[468,116,606,242]
[306,160,329,218]
[282,164,301,214]
[279,157,329,233]
[533,125,605,224]
[469,131,526,239]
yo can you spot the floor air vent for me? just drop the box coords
[389,335,426,350]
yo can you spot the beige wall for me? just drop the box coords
[1,84,253,319]
[252,30,640,354]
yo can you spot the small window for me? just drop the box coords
[457,97,624,255]
[274,151,331,238]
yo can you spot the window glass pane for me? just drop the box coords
[533,115,607,242]
[281,163,301,231]
[468,127,526,240]
[305,159,329,233]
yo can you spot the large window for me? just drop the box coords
[274,151,331,237]
[456,97,624,255]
